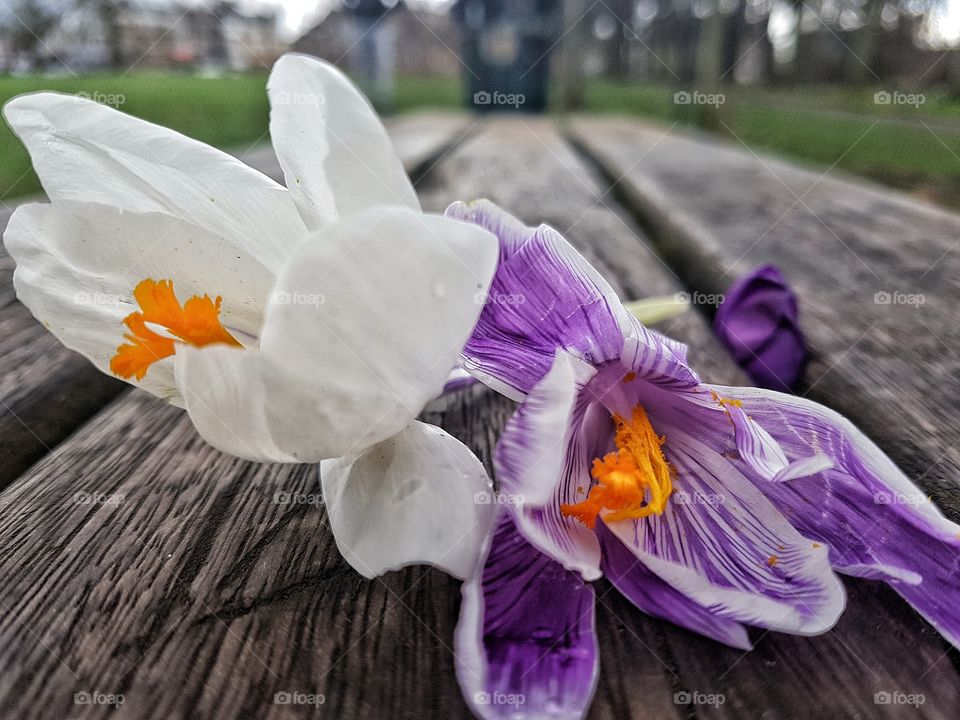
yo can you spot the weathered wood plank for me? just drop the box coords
[0,112,472,489]
[0,387,508,720]
[425,118,960,719]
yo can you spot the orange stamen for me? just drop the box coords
[110,279,241,381]
[561,405,673,529]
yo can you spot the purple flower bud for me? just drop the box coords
[713,265,806,392]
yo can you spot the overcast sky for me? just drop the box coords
[250,0,451,41]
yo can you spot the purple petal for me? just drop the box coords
[443,367,480,393]
[455,513,599,720]
[715,385,960,648]
[496,352,604,580]
[713,264,806,391]
[445,199,532,263]
[495,351,596,505]
[621,314,701,390]
[722,400,834,482]
[605,423,846,635]
[597,522,752,650]
[459,219,629,399]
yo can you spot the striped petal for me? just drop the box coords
[605,424,846,636]
[714,385,960,649]
[455,513,598,720]
[597,522,752,649]
[458,218,631,400]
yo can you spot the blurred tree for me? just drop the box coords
[558,0,589,109]
[600,0,633,78]
[845,0,882,84]
[8,0,58,69]
[695,0,725,128]
[720,0,748,80]
[78,0,127,67]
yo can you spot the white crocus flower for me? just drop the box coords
[3,54,499,580]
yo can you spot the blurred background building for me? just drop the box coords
[0,0,287,72]
[1,1,957,89]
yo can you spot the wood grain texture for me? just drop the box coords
[1,115,959,720]
[0,113,471,489]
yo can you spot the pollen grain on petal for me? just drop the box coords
[110,278,242,381]
[561,405,673,528]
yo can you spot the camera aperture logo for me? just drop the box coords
[674,690,726,706]
[473,90,525,109]
[271,290,325,307]
[874,290,924,307]
[271,91,324,106]
[76,90,125,108]
[74,691,124,707]
[474,290,526,306]
[675,290,724,307]
[474,691,525,708]
[672,490,725,507]
[74,491,124,507]
[873,90,925,108]
[673,90,725,107]
[874,690,925,707]
[274,691,326,706]
[474,490,525,506]
[273,491,324,506]
[873,490,929,507]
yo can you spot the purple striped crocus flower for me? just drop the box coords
[446,199,960,720]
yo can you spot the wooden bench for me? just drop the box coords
[1,113,957,719]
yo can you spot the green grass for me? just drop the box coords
[391,76,462,113]
[581,80,960,208]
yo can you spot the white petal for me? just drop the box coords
[320,421,495,579]
[3,92,306,271]
[175,345,298,462]
[176,207,499,461]
[495,350,596,506]
[6,201,275,403]
[267,53,419,229]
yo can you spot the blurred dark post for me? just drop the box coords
[602,0,633,79]
[9,0,57,70]
[720,0,747,81]
[695,0,724,129]
[846,0,882,84]
[90,0,126,67]
[557,0,588,111]
[454,0,563,113]
[343,0,398,112]
[790,0,818,83]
